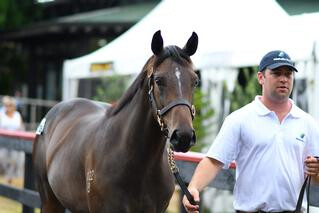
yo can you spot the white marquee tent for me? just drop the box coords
[62,0,319,120]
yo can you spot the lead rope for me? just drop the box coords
[168,146,198,207]
[295,176,310,213]
[295,156,319,213]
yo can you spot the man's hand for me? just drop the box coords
[182,187,200,213]
[305,156,319,177]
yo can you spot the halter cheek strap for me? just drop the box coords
[158,99,195,118]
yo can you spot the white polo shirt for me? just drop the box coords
[207,96,319,212]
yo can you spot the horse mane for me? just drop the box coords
[106,45,192,117]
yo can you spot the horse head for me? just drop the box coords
[148,30,198,152]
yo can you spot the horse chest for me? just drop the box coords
[93,185,173,213]
[87,167,174,212]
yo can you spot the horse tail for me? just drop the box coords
[33,126,65,212]
[33,134,47,203]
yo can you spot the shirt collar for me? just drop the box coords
[289,100,303,118]
[253,95,302,118]
[254,96,271,116]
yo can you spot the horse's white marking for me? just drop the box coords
[86,170,95,193]
[175,68,182,95]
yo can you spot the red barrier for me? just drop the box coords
[174,151,236,169]
[0,129,36,141]
[174,151,205,163]
[0,129,236,169]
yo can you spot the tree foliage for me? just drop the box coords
[229,67,261,112]
[0,0,42,30]
[191,87,215,152]
[0,0,42,94]
[93,75,130,103]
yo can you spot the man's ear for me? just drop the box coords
[257,72,264,85]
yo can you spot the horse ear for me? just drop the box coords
[151,30,163,55]
[183,32,198,56]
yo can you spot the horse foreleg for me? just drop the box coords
[38,177,65,213]
[41,190,65,213]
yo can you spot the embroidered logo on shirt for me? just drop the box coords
[296,133,305,142]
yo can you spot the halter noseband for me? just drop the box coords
[147,74,196,137]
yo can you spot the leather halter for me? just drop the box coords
[148,73,199,207]
[147,74,195,137]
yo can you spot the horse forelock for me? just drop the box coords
[154,45,191,68]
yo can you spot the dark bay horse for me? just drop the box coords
[32,30,198,213]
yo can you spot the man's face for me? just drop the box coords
[258,66,294,102]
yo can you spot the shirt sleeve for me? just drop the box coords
[206,113,241,169]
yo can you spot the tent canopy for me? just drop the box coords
[63,0,316,100]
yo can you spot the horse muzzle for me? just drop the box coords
[170,129,196,152]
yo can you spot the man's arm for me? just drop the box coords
[182,157,223,213]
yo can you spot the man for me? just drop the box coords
[183,50,319,213]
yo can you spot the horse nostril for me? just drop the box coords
[170,130,179,147]
[190,130,196,146]
[170,129,196,152]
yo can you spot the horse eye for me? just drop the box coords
[155,77,165,86]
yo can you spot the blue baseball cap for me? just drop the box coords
[259,50,298,72]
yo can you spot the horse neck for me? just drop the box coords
[111,83,167,163]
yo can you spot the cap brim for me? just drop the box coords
[267,62,298,72]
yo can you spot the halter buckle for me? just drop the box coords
[156,110,165,130]
[191,104,196,118]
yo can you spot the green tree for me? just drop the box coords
[93,75,130,103]
[0,0,42,30]
[229,67,261,112]
[0,0,42,94]
[191,88,215,152]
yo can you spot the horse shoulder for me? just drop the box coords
[43,98,106,169]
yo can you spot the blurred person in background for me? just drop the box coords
[0,96,24,130]
[0,98,4,113]
[0,96,25,183]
